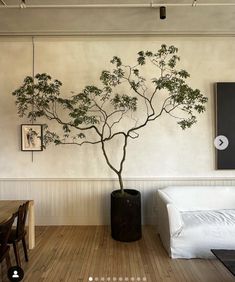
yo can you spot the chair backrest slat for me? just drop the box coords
[0,214,15,255]
[16,201,29,237]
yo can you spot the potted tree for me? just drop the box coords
[12,44,207,242]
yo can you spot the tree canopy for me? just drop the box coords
[13,44,208,193]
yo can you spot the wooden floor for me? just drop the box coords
[1,226,235,282]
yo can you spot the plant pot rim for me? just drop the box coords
[111,189,140,197]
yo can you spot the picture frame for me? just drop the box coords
[21,124,43,151]
[215,83,235,169]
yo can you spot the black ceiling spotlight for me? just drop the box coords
[160,6,166,20]
[20,0,26,8]
[192,0,197,7]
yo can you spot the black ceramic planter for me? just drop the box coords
[111,189,142,242]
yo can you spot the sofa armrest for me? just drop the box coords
[167,204,183,237]
[157,190,183,257]
[157,191,171,255]
[158,191,183,237]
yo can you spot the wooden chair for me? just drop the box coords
[0,214,16,270]
[8,201,29,267]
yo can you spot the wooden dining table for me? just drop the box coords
[0,200,35,249]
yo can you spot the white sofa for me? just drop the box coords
[157,186,235,259]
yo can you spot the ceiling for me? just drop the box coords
[0,0,235,36]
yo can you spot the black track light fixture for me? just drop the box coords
[20,0,26,8]
[160,6,166,20]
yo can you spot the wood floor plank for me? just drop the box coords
[1,226,234,282]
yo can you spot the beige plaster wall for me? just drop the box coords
[0,36,235,179]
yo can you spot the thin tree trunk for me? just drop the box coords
[101,136,126,194]
[117,172,124,194]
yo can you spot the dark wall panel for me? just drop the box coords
[215,82,235,169]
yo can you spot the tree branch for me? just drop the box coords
[58,140,102,146]
[119,134,128,173]
[101,139,119,175]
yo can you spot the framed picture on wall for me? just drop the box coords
[215,83,235,169]
[21,124,43,151]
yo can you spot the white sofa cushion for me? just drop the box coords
[171,209,235,258]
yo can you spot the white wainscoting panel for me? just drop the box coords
[0,178,235,225]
